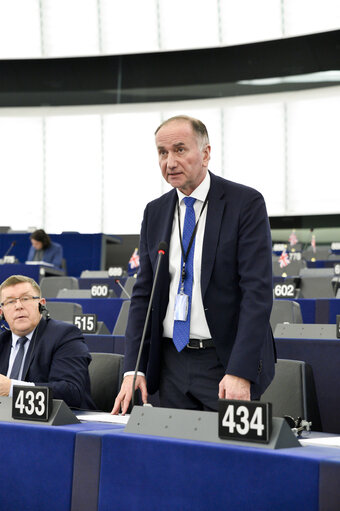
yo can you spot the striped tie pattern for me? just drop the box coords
[172,197,196,352]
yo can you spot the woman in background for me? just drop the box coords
[27,229,63,269]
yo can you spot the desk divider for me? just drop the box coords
[125,405,300,449]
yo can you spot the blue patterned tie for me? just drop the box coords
[10,337,28,380]
[173,197,196,352]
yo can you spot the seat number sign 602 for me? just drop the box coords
[218,400,272,443]
[273,281,296,298]
[12,386,52,422]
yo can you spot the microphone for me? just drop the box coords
[3,241,16,258]
[115,279,131,299]
[0,313,10,331]
[131,241,168,409]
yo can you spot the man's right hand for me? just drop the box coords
[111,374,148,415]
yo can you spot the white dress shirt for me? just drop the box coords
[163,172,211,340]
[6,330,35,396]
[124,173,212,378]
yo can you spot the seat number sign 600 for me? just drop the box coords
[12,386,52,422]
[218,400,272,443]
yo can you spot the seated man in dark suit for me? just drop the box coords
[0,275,95,409]
[27,229,63,269]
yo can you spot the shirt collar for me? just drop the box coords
[12,329,35,348]
[176,171,210,204]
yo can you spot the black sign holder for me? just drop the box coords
[0,396,79,426]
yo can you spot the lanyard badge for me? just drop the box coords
[173,194,208,322]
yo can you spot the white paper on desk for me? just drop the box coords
[299,436,340,448]
[25,260,54,267]
[76,413,129,425]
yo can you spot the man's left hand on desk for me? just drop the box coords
[0,374,11,396]
[218,374,250,401]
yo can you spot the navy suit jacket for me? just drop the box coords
[27,241,63,269]
[0,317,95,409]
[124,172,276,398]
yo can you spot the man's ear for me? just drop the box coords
[202,144,211,167]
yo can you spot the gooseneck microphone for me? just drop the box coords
[3,241,16,258]
[115,279,131,299]
[131,241,167,409]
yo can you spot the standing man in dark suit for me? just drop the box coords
[112,115,275,414]
[0,275,95,409]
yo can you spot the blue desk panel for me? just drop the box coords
[85,334,125,354]
[276,338,340,434]
[275,298,340,324]
[308,259,340,268]
[0,263,63,284]
[0,421,116,511]
[49,297,125,332]
[97,429,340,511]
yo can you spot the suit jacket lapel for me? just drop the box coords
[151,189,177,272]
[201,173,226,298]
[22,318,46,380]
[0,331,12,375]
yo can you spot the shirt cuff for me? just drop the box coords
[123,371,145,378]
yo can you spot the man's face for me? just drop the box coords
[155,120,211,196]
[0,282,45,336]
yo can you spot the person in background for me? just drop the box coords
[0,275,95,409]
[27,229,63,269]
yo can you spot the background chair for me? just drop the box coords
[298,267,338,298]
[261,358,322,431]
[270,300,303,330]
[40,276,79,298]
[89,352,124,412]
[46,301,83,322]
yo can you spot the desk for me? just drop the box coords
[0,233,120,278]
[78,277,129,298]
[1,418,340,511]
[49,297,125,332]
[95,429,340,511]
[0,263,64,283]
[0,421,116,511]
[276,337,340,434]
